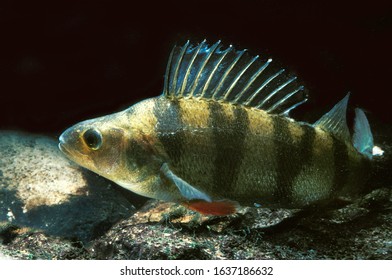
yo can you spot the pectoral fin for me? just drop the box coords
[160,163,239,215]
[160,163,211,202]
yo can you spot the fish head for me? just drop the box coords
[58,105,165,200]
[58,112,128,179]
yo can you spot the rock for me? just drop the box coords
[2,187,392,259]
[0,233,91,260]
[0,131,136,244]
[89,189,392,259]
[88,200,298,259]
[0,249,13,260]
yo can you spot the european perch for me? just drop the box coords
[59,40,383,215]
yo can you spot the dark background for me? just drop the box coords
[0,0,391,136]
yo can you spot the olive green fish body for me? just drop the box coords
[125,96,369,208]
[59,41,380,215]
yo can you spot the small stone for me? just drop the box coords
[0,131,136,243]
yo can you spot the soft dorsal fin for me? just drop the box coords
[163,40,308,115]
[313,94,351,143]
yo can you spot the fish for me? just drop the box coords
[58,40,382,216]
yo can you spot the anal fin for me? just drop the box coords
[160,163,239,216]
[183,200,239,216]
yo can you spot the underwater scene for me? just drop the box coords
[1,1,391,260]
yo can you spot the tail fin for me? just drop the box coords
[353,109,389,191]
[353,108,375,159]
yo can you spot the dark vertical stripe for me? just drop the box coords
[153,98,185,165]
[209,103,249,194]
[331,137,349,194]
[272,118,316,206]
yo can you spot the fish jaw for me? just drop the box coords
[59,124,80,153]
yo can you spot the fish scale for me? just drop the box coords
[208,102,248,195]
[154,98,184,165]
[58,40,381,215]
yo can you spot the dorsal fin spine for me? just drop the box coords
[164,40,308,115]
[189,40,221,98]
[232,58,272,104]
[164,45,176,97]
[270,85,305,113]
[200,46,232,98]
[264,76,298,112]
[282,97,307,115]
[255,69,287,108]
[222,55,259,101]
[211,49,246,100]
[246,68,285,107]
[172,40,190,97]
[180,40,205,97]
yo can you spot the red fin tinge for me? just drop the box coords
[183,200,239,216]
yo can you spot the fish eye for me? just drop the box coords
[83,128,103,150]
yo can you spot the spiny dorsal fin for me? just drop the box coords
[163,40,308,115]
[313,94,351,143]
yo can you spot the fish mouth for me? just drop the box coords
[58,133,79,159]
[58,142,74,159]
[58,133,93,170]
[58,133,69,154]
[58,142,68,154]
[58,141,91,170]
